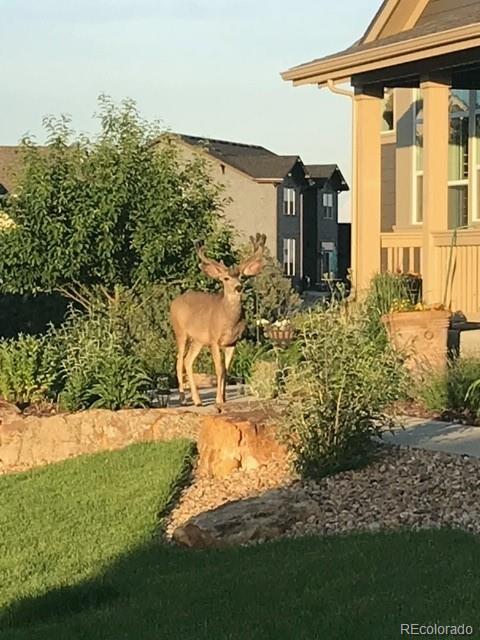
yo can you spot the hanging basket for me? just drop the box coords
[264,327,295,347]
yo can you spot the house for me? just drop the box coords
[168,134,349,286]
[0,147,22,195]
[282,0,480,318]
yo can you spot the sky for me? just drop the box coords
[0,0,381,220]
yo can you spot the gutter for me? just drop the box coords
[281,22,480,86]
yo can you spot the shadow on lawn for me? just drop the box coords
[1,581,123,627]
[0,446,397,633]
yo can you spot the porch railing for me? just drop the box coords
[380,232,422,275]
[380,230,480,316]
[433,230,480,315]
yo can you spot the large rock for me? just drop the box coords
[172,489,320,548]
[197,412,287,478]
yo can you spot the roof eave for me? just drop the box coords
[281,23,480,87]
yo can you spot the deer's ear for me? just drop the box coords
[200,262,226,280]
[241,258,264,277]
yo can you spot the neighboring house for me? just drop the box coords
[0,147,22,195]
[169,134,349,286]
[282,0,480,318]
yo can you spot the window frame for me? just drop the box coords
[448,90,470,229]
[282,237,296,277]
[412,88,424,225]
[413,89,480,228]
[322,191,334,219]
[381,88,395,135]
[283,187,296,216]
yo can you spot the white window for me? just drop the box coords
[282,238,296,276]
[413,89,480,228]
[413,89,423,224]
[283,188,296,215]
[322,192,334,219]
[382,88,395,133]
[448,89,470,229]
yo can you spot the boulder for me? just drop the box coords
[197,412,287,478]
[0,400,21,424]
[172,489,320,548]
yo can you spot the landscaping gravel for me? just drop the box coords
[165,445,480,545]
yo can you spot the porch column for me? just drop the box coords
[420,75,450,304]
[352,88,382,295]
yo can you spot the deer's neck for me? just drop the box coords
[220,293,243,323]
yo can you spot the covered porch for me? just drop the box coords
[355,53,480,316]
[282,1,480,317]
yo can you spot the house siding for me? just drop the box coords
[276,165,305,280]
[301,181,344,284]
[174,142,278,258]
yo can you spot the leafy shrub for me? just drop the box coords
[362,272,413,343]
[89,352,151,410]
[54,304,151,412]
[0,333,60,405]
[242,253,301,338]
[0,96,235,294]
[279,303,408,478]
[416,357,480,422]
[249,360,279,399]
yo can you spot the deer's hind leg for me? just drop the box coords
[175,332,188,405]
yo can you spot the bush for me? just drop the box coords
[249,360,280,399]
[241,253,301,338]
[0,96,235,294]
[279,303,408,478]
[362,272,413,343]
[0,333,60,406]
[53,302,151,412]
[416,357,480,422]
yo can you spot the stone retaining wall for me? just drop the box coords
[0,407,201,475]
[0,400,286,477]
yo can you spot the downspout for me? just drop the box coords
[326,80,356,297]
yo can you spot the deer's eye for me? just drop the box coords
[224,277,230,281]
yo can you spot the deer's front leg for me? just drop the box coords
[185,340,203,406]
[211,344,226,408]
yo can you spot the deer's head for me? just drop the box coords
[195,233,266,298]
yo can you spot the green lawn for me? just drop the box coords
[1,443,479,640]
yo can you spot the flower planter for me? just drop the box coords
[264,327,295,347]
[382,309,451,375]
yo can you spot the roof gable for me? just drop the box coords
[305,165,350,191]
[282,0,480,86]
[363,0,430,44]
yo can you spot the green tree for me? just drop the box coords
[0,95,234,294]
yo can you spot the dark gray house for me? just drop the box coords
[303,164,350,286]
[172,134,349,288]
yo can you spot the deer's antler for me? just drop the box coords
[237,233,267,276]
[194,239,229,279]
[194,240,226,269]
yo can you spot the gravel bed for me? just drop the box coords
[165,445,480,542]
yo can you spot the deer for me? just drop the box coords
[170,233,267,408]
